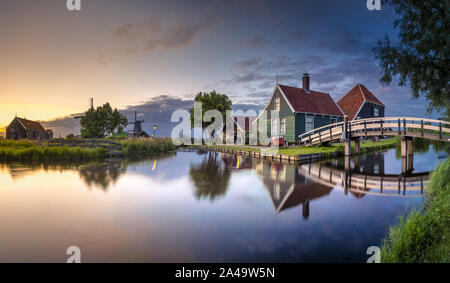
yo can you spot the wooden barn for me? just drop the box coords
[6,117,53,140]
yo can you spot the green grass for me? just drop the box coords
[0,137,177,162]
[0,146,109,162]
[209,137,399,156]
[381,158,450,263]
[0,140,35,149]
[122,137,177,160]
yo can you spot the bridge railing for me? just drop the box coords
[299,117,450,146]
[298,121,345,145]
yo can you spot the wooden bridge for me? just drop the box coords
[41,139,122,157]
[298,162,429,198]
[299,117,450,156]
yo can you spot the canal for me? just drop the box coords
[0,143,448,262]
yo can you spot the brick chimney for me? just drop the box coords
[302,73,310,93]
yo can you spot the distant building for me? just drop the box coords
[6,117,53,140]
[232,116,256,144]
[46,129,54,140]
[337,84,385,120]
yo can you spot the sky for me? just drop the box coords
[0,0,442,137]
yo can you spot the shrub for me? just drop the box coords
[381,158,450,263]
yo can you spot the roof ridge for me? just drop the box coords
[357,84,367,102]
[279,84,329,96]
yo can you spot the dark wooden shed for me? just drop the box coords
[6,117,52,140]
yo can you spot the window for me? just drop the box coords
[305,116,314,132]
[280,118,286,135]
[275,97,280,111]
[374,107,379,117]
[271,119,278,136]
[331,118,337,124]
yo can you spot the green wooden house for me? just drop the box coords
[252,74,344,143]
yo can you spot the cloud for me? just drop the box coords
[237,36,272,48]
[317,30,374,56]
[144,22,213,51]
[93,8,219,64]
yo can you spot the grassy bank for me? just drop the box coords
[381,158,450,263]
[0,137,177,162]
[122,137,177,159]
[208,137,399,156]
[0,146,109,162]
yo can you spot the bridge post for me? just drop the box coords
[354,138,360,154]
[345,140,351,156]
[401,137,408,157]
[407,138,414,156]
[343,116,351,156]
[344,155,351,172]
[401,157,408,175]
[408,153,414,173]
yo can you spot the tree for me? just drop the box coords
[189,90,232,129]
[80,103,128,138]
[373,0,449,118]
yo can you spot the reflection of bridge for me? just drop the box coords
[299,117,450,157]
[298,161,428,198]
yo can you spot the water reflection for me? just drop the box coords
[189,151,231,201]
[0,148,434,217]
[78,161,126,191]
[253,158,332,219]
[187,149,432,219]
[0,146,445,262]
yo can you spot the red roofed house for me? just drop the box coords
[252,74,345,143]
[6,117,53,140]
[337,84,385,121]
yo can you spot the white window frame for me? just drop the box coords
[275,97,280,111]
[305,116,314,132]
[280,118,286,135]
[374,107,379,117]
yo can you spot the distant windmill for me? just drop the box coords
[74,98,94,119]
[128,111,148,136]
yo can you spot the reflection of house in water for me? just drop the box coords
[220,153,254,171]
[254,160,332,219]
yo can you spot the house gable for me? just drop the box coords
[337,84,385,120]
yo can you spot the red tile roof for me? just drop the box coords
[278,84,344,116]
[337,84,384,120]
[16,117,46,132]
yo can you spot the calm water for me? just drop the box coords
[0,144,447,262]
